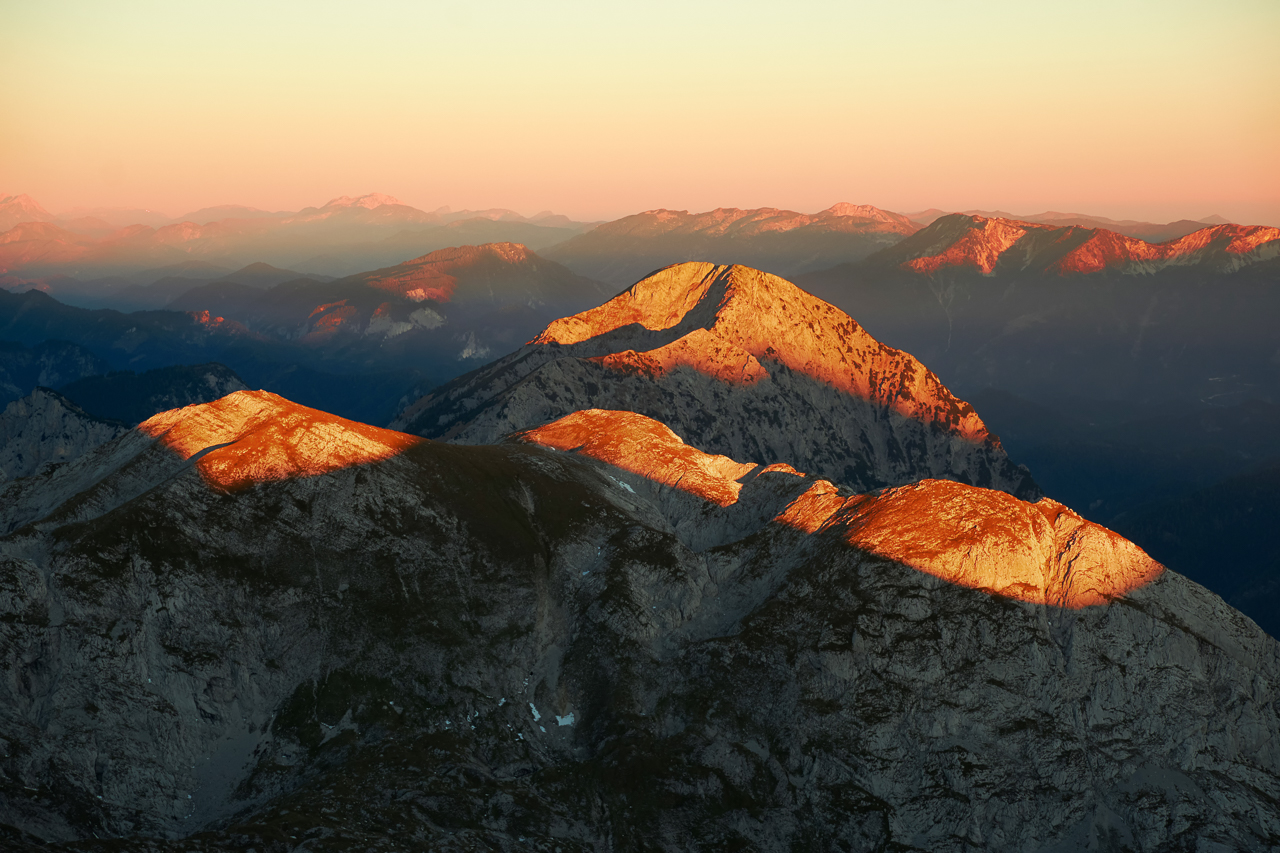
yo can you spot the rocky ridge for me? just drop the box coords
[0,388,126,484]
[0,394,1275,850]
[394,262,1040,498]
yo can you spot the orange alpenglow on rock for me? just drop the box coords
[780,478,1163,609]
[895,215,1280,276]
[518,409,756,507]
[590,328,768,385]
[524,408,1161,609]
[533,262,990,442]
[137,390,422,491]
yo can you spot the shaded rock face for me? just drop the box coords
[394,262,1040,499]
[0,388,125,483]
[0,397,1276,851]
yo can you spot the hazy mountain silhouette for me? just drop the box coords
[541,203,919,284]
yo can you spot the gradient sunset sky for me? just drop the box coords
[3,0,1278,223]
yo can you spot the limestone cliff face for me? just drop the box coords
[0,388,125,484]
[394,262,1040,499]
[0,396,1276,851]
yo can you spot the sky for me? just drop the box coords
[3,0,1278,224]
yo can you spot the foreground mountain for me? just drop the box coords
[542,204,919,284]
[0,391,1275,850]
[0,365,246,485]
[0,388,125,483]
[394,261,1039,499]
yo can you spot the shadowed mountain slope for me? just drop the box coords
[394,262,1039,498]
[0,388,126,483]
[0,393,1275,850]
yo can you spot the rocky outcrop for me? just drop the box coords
[394,262,1040,499]
[0,388,125,483]
[0,396,1275,850]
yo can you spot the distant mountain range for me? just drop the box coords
[0,193,600,281]
[541,203,920,284]
[796,214,1280,405]
[902,208,1234,242]
[872,213,1279,276]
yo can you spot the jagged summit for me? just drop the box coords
[395,262,1038,499]
[877,213,1280,275]
[535,262,990,442]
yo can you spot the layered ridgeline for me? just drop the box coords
[0,192,597,283]
[0,244,605,424]
[170,242,606,365]
[394,262,1040,499]
[797,214,1280,404]
[541,203,919,284]
[0,391,1275,850]
[871,213,1280,276]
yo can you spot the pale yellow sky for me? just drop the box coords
[3,0,1278,223]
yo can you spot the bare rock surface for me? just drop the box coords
[0,395,1275,851]
[0,389,126,484]
[394,262,1040,499]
